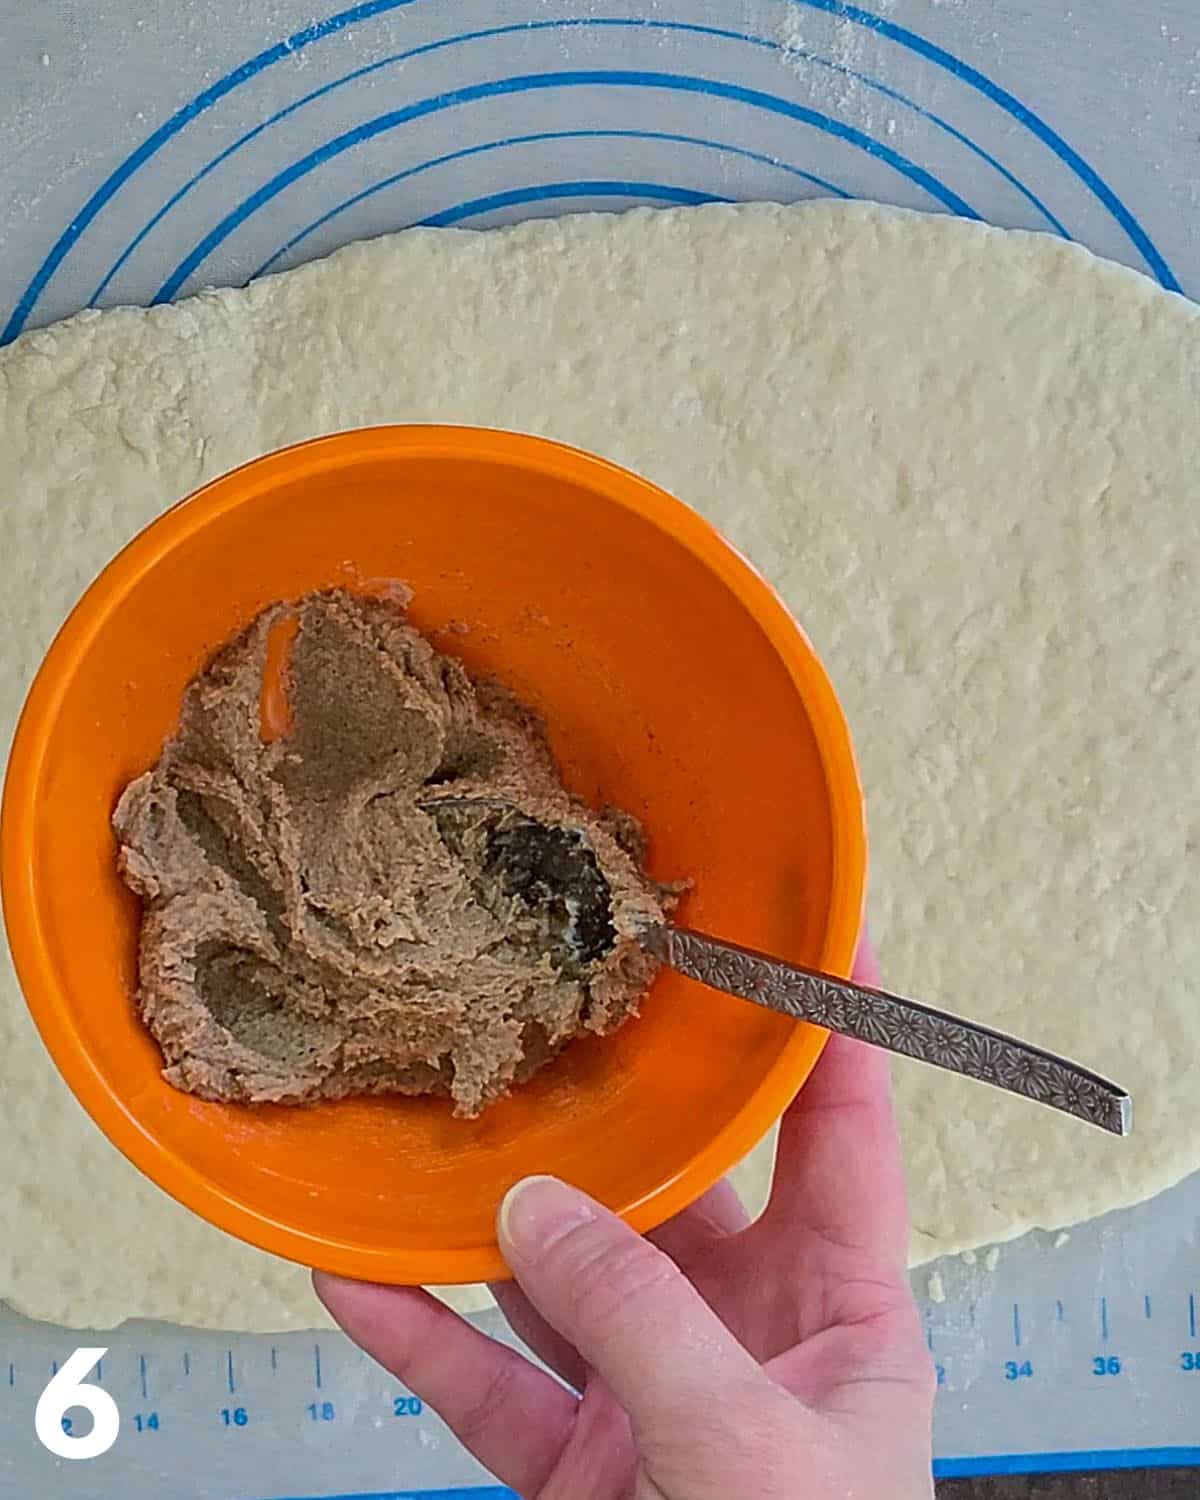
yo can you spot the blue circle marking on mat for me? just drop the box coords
[4,0,412,343]
[89,15,1066,307]
[769,36,1069,237]
[419,181,725,226]
[1,0,1178,343]
[796,0,1177,291]
[252,130,851,280]
[152,71,980,305]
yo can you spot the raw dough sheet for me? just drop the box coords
[0,202,1196,1330]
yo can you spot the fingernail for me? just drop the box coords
[498,1175,594,1259]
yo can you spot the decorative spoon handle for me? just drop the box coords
[643,924,1131,1136]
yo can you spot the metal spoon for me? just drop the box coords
[422,796,1132,1137]
[640,923,1130,1136]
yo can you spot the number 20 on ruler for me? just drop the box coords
[35,1349,120,1460]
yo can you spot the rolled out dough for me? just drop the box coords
[1,202,1196,1331]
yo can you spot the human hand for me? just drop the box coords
[315,937,936,1498]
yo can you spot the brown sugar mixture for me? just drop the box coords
[113,589,672,1117]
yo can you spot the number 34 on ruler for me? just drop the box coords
[35,1348,119,1460]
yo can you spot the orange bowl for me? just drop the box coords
[1,427,865,1286]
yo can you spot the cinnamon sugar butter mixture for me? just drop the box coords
[114,590,671,1117]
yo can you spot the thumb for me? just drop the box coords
[498,1175,767,1427]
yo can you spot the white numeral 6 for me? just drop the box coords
[35,1348,120,1459]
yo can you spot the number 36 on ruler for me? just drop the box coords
[35,1348,120,1460]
